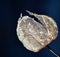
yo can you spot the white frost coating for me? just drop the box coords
[16,10,58,52]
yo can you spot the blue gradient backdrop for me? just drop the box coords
[0,0,60,57]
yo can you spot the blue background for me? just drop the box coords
[0,0,60,57]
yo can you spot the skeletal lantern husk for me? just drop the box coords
[16,11,58,52]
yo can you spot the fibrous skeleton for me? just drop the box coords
[16,10,58,52]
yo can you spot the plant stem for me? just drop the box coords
[47,45,59,57]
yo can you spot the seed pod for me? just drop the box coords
[16,11,58,52]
